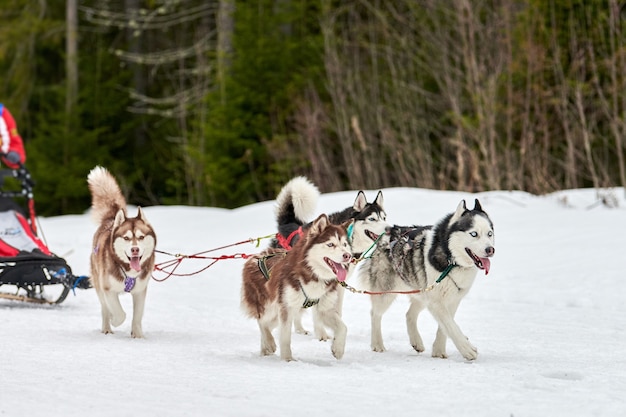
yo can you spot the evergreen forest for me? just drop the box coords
[1,0,625,215]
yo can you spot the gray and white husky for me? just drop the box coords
[88,166,157,338]
[359,199,495,360]
[272,176,389,338]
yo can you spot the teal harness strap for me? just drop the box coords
[361,233,383,259]
[435,262,457,284]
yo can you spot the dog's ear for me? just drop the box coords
[309,214,330,237]
[473,199,483,212]
[353,191,367,212]
[374,191,384,210]
[450,200,467,223]
[136,206,151,225]
[113,209,126,228]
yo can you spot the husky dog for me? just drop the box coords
[271,176,389,337]
[241,214,354,361]
[272,176,388,258]
[88,166,157,338]
[359,199,495,360]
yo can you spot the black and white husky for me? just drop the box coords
[359,199,495,360]
[271,176,389,338]
[272,176,388,258]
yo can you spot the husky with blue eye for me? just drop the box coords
[270,176,390,338]
[241,214,354,361]
[359,199,495,361]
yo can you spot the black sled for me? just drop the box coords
[0,164,90,304]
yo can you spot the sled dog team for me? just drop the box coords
[87,168,496,362]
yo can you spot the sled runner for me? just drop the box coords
[0,163,90,304]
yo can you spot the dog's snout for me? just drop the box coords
[343,252,352,263]
[485,246,495,256]
[131,246,140,256]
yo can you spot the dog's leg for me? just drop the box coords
[405,297,425,353]
[370,293,397,352]
[317,307,347,360]
[312,308,330,341]
[293,309,309,335]
[432,326,448,359]
[130,288,147,338]
[258,320,276,356]
[278,307,295,361]
[428,300,477,360]
[104,290,126,328]
[95,287,113,334]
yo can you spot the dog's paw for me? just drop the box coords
[371,344,386,353]
[458,342,478,361]
[432,343,448,359]
[261,341,276,356]
[317,331,331,342]
[101,328,113,335]
[131,329,144,338]
[331,342,345,360]
[295,327,309,335]
[110,312,126,327]
[411,343,425,353]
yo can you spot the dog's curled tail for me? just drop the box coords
[274,176,320,227]
[87,166,127,224]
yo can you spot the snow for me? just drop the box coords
[2,186,626,417]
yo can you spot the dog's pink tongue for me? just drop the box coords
[130,256,141,272]
[481,257,491,275]
[335,263,348,282]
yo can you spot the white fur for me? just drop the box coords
[274,176,320,222]
[363,200,495,360]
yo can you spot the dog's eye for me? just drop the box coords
[123,236,131,241]
[327,242,335,248]
[488,231,493,237]
[469,231,478,237]
[137,235,145,241]
[368,217,376,222]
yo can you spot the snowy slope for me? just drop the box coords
[1,187,625,417]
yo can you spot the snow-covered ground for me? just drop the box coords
[2,186,625,416]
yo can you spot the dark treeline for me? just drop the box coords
[1,0,624,215]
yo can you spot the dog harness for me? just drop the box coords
[298,281,320,308]
[275,227,303,250]
[118,266,136,292]
[257,251,286,281]
[124,276,136,292]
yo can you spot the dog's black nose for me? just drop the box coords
[485,246,495,256]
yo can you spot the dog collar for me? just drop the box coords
[347,223,354,243]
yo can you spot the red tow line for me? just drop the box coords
[151,234,274,282]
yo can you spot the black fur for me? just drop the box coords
[273,190,385,250]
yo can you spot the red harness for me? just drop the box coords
[275,227,303,250]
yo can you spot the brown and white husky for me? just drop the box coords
[241,214,354,361]
[88,166,157,338]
